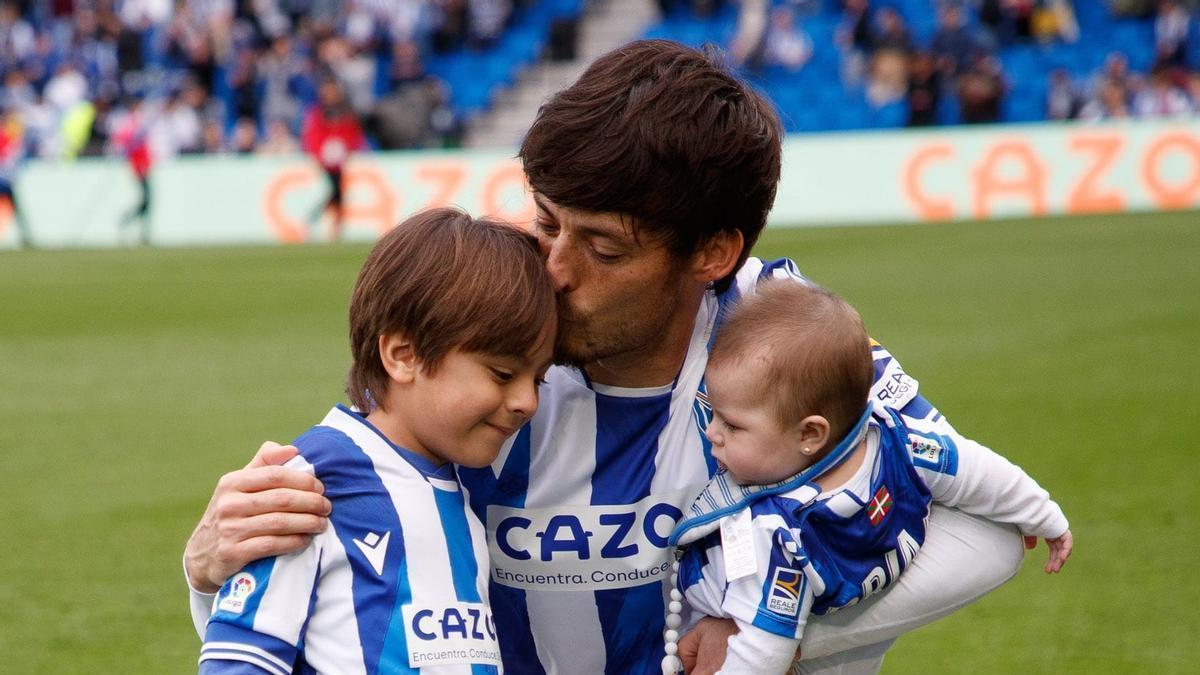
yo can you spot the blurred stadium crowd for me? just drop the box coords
[650,0,1200,130]
[1,0,1199,172]
[0,0,503,164]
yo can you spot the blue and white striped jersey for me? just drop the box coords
[674,408,934,648]
[456,258,947,674]
[201,405,500,675]
[670,404,1069,673]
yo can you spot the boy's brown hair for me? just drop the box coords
[708,281,873,448]
[519,39,782,293]
[346,208,555,412]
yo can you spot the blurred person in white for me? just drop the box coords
[468,0,511,50]
[158,88,204,156]
[762,7,813,71]
[1155,0,1192,66]
[1078,79,1135,121]
[257,117,300,155]
[730,0,768,67]
[1133,62,1195,118]
[0,1,35,70]
[256,35,308,129]
[836,0,873,85]
[865,7,913,108]
[1046,68,1083,120]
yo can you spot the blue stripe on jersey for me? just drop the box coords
[434,485,500,675]
[677,531,714,593]
[294,427,414,674]
[204,621,297,672]
[897,392,936,421]
[295,560,321,653]
[199,658,277,675]
[592,390,672,675]
[460,426,545,674]
[209,556,277,630]
[756,257,805,282]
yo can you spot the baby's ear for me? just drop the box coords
[793,415,831,456]
[379,333,418,384]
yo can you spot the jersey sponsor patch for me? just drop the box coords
[872,358,919,409]
[402,602,502,668]
[216,572,257,614]
[766,567,804,616]
[486,488,697,591]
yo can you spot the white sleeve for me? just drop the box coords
[910,429,1069,539]
[718,619,801,675]
[185,557,218,638]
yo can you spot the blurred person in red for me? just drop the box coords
[0,108,33,248]
[302,73,366,242]
[111,95,154,246]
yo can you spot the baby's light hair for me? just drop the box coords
[708,281,873,449]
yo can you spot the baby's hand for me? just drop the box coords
[1042,530,1073,574]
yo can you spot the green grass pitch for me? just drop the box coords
[1,210,1196,672]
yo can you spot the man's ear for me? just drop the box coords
[692,229,744,285]
[379,333,418,384]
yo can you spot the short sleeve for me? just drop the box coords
[199,541,322,675]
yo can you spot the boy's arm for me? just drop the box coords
[199,535,322,674]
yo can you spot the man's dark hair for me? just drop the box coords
[519,39,782,292]
[346,208,555,412]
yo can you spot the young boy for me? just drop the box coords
[665,281,1072,674]
[198,208,556,674]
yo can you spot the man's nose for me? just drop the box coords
[543,237,575,293]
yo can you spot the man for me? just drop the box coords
[185,40,1024,673]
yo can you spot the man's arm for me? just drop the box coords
[185,442,330,593]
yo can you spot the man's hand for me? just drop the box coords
[1025,530,1073,573]
[184,442,331,593]
[678,616,739,675]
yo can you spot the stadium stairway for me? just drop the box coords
[466,0,659,147]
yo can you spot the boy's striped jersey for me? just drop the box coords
[201,405,499,675]
[456,258,948,674]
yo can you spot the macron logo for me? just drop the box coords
[353,531,391,576]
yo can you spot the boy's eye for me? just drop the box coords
[490,367,514,383]
[534,219,559,236]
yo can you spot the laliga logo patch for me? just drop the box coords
[217,572,256,614]
[909,434,943,466]
[766,567,803,617]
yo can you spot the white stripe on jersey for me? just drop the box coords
[283,454,369,675]
[523,371,607,673]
